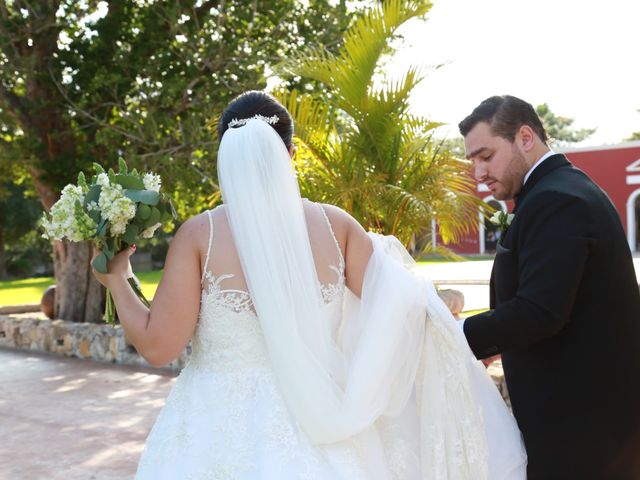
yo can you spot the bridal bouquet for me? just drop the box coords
[41,159,176,324]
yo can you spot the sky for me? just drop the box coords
[387,0,640,146]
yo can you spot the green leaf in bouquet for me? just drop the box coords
[124,189,160,206]
[84,184,101,206]
[144,207,161,228]
[88,210,101,224]
[96,218,108,237]
[131,168,140,178]
[103,247,115,260]
[92,252,108,274]
[108,168,117,184]
[78,172,88,190]
[93,163,106,175]
[123,224,139,245]
[115,174,144,190]
[118,157,128,174]
[135,203,151,221]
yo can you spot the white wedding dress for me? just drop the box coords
[135,202,527,480]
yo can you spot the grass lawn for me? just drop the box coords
[0,277,56,306]
[0,270,163,306]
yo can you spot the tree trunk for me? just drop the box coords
[53,240,105,323]
[43,194,107,323]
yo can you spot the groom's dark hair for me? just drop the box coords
[218,91,294,149]
[458,95,548,144]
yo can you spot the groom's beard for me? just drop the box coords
[493,149,529,201]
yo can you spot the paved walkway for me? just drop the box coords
[0,348,176,480]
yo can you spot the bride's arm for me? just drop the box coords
[321,205,373,298]
[93,216,205,367]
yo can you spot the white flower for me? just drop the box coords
[42,184,96,242]
[141,222,162,238]
[98,183,136,236]
[143,173,161,192]
[96,173,110,187]
[109,222,127,236]
[489,211,514,231]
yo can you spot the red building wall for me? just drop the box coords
[564,142,640,236]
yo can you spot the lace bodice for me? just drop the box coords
[189,204,346,372]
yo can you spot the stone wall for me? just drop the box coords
[0,314,510,405]
[0,315,189,371]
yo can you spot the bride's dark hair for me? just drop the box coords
[218,91,294,149]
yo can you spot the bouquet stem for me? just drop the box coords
[103,276,151,325]
[128,276,151,307]
[104,289,116,324]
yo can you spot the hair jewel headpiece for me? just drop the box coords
[228,114,279,129]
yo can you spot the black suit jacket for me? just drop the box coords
[464,154,640,480]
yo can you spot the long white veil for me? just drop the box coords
[217,118,527,478]
[217,118,425,443]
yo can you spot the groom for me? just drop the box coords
[459,95,640,479]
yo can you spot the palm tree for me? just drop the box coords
[276,0,482,256]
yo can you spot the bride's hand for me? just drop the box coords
[92,245,136,287]
[482,354,501,368]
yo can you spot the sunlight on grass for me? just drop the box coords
[0,277,55,306]
[135,270,162,300]
[417,255,494,266]
[462,308,489,317]
[0,270,163,306]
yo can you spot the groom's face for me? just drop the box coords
[464,122,528,200]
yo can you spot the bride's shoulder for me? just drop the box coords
[316,203,349,231]
[318,203,349,223]
[174,207,224,243]
[184,206,226,227]
[319,204,362,234]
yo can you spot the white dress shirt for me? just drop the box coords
[523,149,556,185]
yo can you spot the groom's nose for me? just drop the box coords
[474,161,487,181]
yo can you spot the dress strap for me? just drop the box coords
[201,210,214,284]
[318,203,345,272]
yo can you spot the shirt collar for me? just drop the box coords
[523,149,556,185]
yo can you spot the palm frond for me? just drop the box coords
[275,0,485,254]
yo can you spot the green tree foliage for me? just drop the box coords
[536,103,595,146]
[0,181,44,278]
[0,0,352,320]
[625,110,640,141]
[277,0,482,255]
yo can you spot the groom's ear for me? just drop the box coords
[516,125,536,153]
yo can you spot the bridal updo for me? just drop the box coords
[218,91,294,149]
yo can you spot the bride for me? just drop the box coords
[93,91,527,479]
